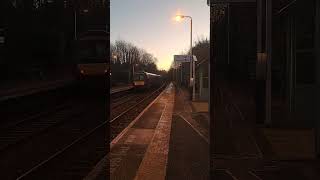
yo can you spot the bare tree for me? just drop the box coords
[110,39,161,84]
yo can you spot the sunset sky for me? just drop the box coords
[110,0,210,71]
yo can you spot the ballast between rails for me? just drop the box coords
[16,119,107,179]
[16,83,166,179]
[110,84,166,124]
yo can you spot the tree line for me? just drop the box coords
[110,40,166,85]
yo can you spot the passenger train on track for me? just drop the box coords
[74,30,109,81]
[133,72,161,89]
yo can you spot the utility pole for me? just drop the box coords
[175,15,195,100]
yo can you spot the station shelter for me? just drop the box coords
[208,0,320,157]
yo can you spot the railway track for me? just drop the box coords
[111,93,138,109]
[0,85,106,179]
[0,85,74,129]
[0,102,79,152]
[15,116,106,179]
[14,84,166,179]
[0,87,78,154]
[0,82,166,179]
[0,104,105,179]
[110,87,133,102]
[110,84,167,140]
[13,93,111,179]
[1,102,71,130]
[110,92,146,119]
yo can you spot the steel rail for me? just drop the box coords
[16,120,107,180]
[16,84,166,179]
[0,104,82,152]
[1,103,71,130]
[111,93,139,109]
[110,84,166,123]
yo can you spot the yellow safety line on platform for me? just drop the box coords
[110,84,167,150]
[134,83,175,180]
[85,84,169,180]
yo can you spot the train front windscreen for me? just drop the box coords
[77,40,106,63]
[75,37,108,78]
[134,74,145,81]
[133,73,145,86]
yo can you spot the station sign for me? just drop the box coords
[174,55,192,63]
[174,55,197,63]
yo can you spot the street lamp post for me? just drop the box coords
[176,15,196,100]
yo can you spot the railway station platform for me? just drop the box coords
[86,82,209,179]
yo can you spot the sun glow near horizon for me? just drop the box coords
[111,0,209,71]
[156,56,174,71]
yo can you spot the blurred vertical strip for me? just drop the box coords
[315,0,320,158]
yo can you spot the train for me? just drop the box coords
[133,71,161,89]
[74,30,109,81]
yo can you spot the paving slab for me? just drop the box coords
[165,86,210,180]
[191,101,209,113]
[166,115,209,180]
[109,83,175,180]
